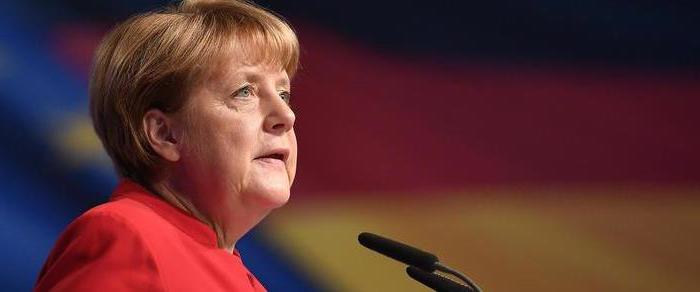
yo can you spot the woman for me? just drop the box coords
[35,0,298,291]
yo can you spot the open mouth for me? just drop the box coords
[255,149,288,165]
[257,153,285,161]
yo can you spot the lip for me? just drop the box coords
[253,147,290,164]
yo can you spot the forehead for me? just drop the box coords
[204,44,290,84]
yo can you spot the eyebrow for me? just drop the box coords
[276,77,290,87]
[228,68,290,89]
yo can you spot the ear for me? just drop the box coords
[143,109,181,162]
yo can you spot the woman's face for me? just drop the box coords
[172,51,297,222]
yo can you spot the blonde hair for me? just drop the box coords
[90,0,299,185]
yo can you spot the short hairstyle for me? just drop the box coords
[90,0,299,185]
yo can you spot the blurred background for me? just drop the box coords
[2,0,699,291]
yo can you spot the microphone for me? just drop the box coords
[358,232,482,292]
[357,232,438,272]
[406,266,471,292]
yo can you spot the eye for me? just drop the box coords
[279,91,291,104]
[232,85,254,98]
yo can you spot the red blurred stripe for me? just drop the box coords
[51,23,700,196]
[291,26,700,194]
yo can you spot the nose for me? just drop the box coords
[263,93,295,134]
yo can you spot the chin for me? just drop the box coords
[246,185,291,209]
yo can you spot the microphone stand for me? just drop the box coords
[434,262,482,292]
[358,232,483,292]
[406,266,473,292]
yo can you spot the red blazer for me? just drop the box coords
[35,180,266,292]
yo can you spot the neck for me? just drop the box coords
[148,177,266,253]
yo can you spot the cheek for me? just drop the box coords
[209,126,252,167]
[181,115,248,169]
[179,125,253,199]
[287,131,298,181]
[182,125,223,161]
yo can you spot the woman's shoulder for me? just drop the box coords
[72,197,167,238]
[42,196,172,264]
[35,200,169,291]
[41,195,174,250]
[82,195,168,230]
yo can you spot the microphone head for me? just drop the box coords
[358,232,438,272]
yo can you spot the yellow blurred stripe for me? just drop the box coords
[53,115,110,166]
[264,187,700,292]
